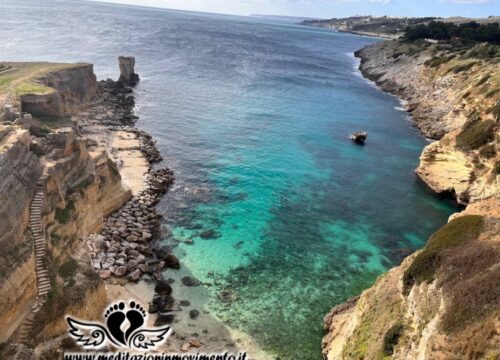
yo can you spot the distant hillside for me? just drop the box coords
[300,15,500,39]
[249,14,318,23]
[301,16,437,38]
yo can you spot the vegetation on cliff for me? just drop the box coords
[403,21,500,43]
[402,215,484,294]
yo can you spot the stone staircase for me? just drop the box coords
[17,180,50,345]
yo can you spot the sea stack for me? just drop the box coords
[350,131,368,144]
[118,56,140,85]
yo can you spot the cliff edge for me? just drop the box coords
[323,40,499,359]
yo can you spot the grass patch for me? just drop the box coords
[15,81,53,96]
[456,119,496,151]
[403,215,484,294]
[54,199,75,224]
[382,323,404,356]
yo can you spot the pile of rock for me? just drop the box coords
[97,79,137,126]
[0,104,35,128]
[149,278,177,326]
[88,168,176,282]
[134,129,163,163]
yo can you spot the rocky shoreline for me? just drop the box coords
[322,39,499,360]
[80,63,187,328]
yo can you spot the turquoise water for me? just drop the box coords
[1,1,457,358]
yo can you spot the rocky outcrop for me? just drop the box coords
[118,56,140,85]
[350,131,367,144]
[20,64,97,117]
[323,40,499,359]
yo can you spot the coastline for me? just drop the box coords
[322,39,499,359]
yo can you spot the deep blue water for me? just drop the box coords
[0,1,456,358]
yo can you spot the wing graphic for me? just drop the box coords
[127,326,172,350]
[66,317,117,349]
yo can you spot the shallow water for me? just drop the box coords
[1,1,457,358]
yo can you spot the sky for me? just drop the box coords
[86,0,500,18]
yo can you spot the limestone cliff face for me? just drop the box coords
[323,41,499,359]
[0,64,131,344]
[20,64,97,117]
[323,213,500,360]
[0,126,42,341]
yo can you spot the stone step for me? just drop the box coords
[39,289,50,296]
[38,285,51,292]
[38,281,50,288]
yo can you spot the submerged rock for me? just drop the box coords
[189,309,200,320]
[155,279,173,295]
[181,276,201,287]
[155,312,175,326]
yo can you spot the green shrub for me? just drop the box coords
[59,258,78,281]
[403,215,484,294]
[382,323,404,356]
[55,199,75,224]
[493,160,500,175]
[39,125,52,135]
[450,61,477,74]
[479,144,496,159]
[456,119,496,150]
[425,54,455,68]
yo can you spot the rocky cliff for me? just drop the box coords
[0,63,130,346]
[20,64,97,117]
[323,40,499,359]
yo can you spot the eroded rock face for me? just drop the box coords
[323,40,499,360]
[0,127,42,248]
[118,56,140,85]
[21,64,97,117]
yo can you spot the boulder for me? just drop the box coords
[127,268,142,282]
[189,309,200,320]
[114,266,127,277]
[155,279,173,296]
[155,312,175,326]
[99,269,111,280]
[350,131,368,144]
[126,259,139,272]
[163,254,180,269]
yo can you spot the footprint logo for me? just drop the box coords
[67,300,171,350]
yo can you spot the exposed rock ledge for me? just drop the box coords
[323,40,499,359]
